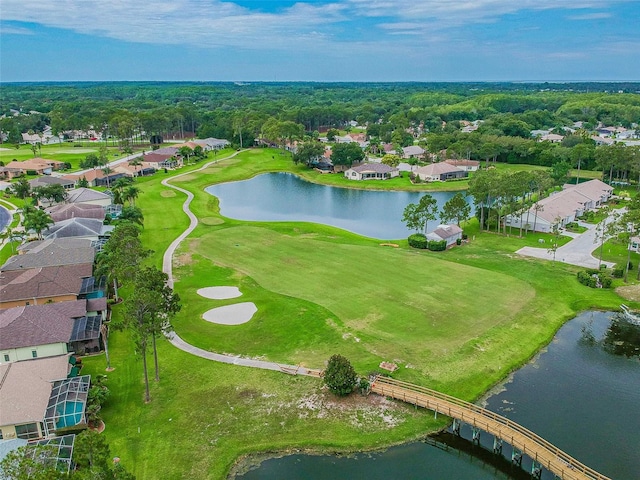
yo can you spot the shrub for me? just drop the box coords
[612,268,624,278]
[628,261,634,271]
[456,238,462,246]
[408,233,428,249]
[324,354,357,396]
[462,233,468,240]
[600,276,612,288]
[585,268,600,276]
[427,240,447,251]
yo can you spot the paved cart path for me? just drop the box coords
[160,151,322,378]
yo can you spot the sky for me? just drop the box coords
[1,0,639,82]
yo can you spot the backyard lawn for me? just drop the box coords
[76,148,628,479]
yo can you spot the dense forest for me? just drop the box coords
[1,82,639,177]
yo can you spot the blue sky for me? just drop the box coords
[1,1,638,82]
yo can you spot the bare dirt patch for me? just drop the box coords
[174,252,193,267]
[616,284,640,302]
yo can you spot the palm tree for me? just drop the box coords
[124,186,140,206]
[23,209,53,240]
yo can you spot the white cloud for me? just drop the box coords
[0,0,633,54]
[0,23,35,35]
[0,0,347,50]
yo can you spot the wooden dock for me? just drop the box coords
[371,376,610,480]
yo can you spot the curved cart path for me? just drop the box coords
[160,151,322,378]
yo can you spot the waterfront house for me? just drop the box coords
[415,163,467,182]
[344,163,399,180]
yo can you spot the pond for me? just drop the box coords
[205,173,470,240]
[235,311,640,480]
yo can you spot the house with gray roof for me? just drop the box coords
[65,188,112,207]
[344,163,399,181]
[426,224,463,247]
[43,218,113,241]
[402,145,425,159]
[28,176,75,191]
[2,238,95,272]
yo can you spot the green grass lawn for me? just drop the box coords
[0,142,138,171]
[78,148,631,479]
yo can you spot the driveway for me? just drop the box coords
[516,212,620,269]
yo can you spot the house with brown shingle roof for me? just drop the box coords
[0,299,103,363]
[0,263,93,309]
[4,158,64,176]
[141,152,179,170]
[444,159,480,172]
[46,204,106,223]
[344,163,399,180]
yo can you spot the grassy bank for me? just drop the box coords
[80,148,629,479]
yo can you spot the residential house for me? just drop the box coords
[63,169,130,188]
[141,152,179,170]
[444,159,480,172]
[0,299,104,364]
[505,179,613,233]
[0,263,94,309]
[65,188,112,207]
[0,166,24,180]
[29,176,75,191]
[564,179,613,207]
[42,218,113,242]
[191,138,230,150]
[0,355,74,440]
[539,133,564,143]
[113,162,155,177]
[402,145,425,159]
[344,163,399,181]
[46,204,106,223]
[4,158,64,176]
[2,238,95,272]
[426,224,463,247]
[415,163,467,182]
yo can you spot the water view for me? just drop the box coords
[205,173,468,240]
[236,311,640,480]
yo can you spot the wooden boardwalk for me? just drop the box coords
[371,376,610,480]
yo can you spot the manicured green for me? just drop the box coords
[0,143,138,171]
[79,148,632,480]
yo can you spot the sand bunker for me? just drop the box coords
[197,286,242,300]
[202,302,257,325]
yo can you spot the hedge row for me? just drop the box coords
[408,234,447,251]
[577,270,612,289]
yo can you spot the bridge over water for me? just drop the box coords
[371,376,610,480]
